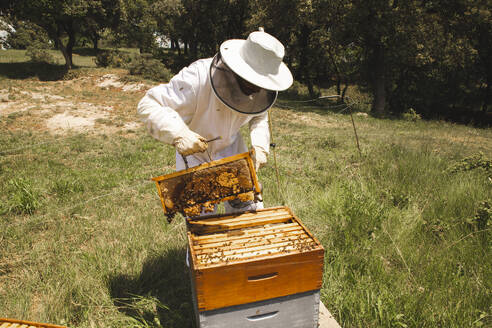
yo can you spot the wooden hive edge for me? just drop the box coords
[0,318,66,328]
[286,207,325,251]
[187,206,289,222]
[151,152,251,182]
[189,210,292,226]
[193,242,324,270]
[188,215,293,234]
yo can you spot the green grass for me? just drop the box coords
[0,49,97,67]
[0,67,491,327]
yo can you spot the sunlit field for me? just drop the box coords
[1,49,491,327]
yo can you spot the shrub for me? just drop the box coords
[94,49,132,68]
[465,201,491,231]
[128,56,171,82]
[26,46,55,64]
[153,48,190,72]
[446,152,491,174]
[401,108,422,121]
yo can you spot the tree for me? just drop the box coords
[376,0,491,120]
[164,0,249,60]
[152,0,184,54]
[117,0,157,53]
[1,0,119,69]
[82,0,121,50]
[441,0,491,113]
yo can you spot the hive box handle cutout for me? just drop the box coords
[247,272,278,282]
[246,311,279,321]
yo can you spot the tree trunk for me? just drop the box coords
[307,79,315,98]
[172,39,181,56]
[191,40,198,60]
[372,76,386,116]
[477,24,490,112]
[56,22,73,70]
[66,23,75,68]
[483,78,490,112]
[92,34,99,50]
[299,24,314,97]
[370,43,386,116]
[58,40,71,69]
[328,48,343,99]
[341,85,348,103]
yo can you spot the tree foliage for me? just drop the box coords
[1,0,120,69]
[116,0,156,53]
[6,20,51,49]
[1,0,489,122]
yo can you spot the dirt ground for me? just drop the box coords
[0,70,152,135]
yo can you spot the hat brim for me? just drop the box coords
[220,39,293,91]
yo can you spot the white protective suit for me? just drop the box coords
[137,58,271,212]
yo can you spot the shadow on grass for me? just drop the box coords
[0,62,68,81]
[72,47,101,57]
[108,247,195,328]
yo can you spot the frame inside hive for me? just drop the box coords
[187,206,323,269]
[152,152,260,220]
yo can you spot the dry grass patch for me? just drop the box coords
[0,69,150,136]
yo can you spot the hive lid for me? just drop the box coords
[152,151,261,221]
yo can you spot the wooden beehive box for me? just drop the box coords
[151,151,325,314]
[0,318,66,328]
[187,206,324,312]
[152,152,260,220]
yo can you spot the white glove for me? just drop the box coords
[252,146,268,172]
[173,128,208,156]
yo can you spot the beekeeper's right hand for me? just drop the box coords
[173,128,208,156]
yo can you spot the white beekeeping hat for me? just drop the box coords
[219,27,293,91]
[210,28,293,114]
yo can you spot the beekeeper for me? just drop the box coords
[137,28,293,212]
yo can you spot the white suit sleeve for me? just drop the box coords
[137,62,200,144]
[249,112,270,154]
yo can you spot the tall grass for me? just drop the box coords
[0,68,491,327]
[257,106,491,327]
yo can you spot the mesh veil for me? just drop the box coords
[210,54,277,114]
